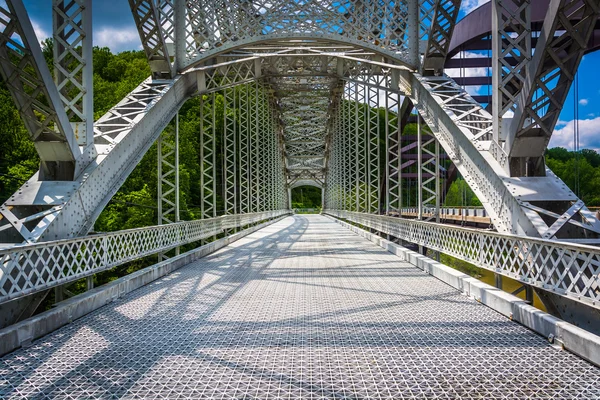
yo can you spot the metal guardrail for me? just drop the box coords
[399,207,488,217]
[397,207,491,224]
[324,210,600,308]
[0,210,290,304]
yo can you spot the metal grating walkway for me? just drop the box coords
[1,215,599,399]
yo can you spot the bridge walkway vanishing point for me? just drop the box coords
[1,215,600,399]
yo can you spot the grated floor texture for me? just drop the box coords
[1,215,599,399]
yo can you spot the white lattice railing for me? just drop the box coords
[325,210,600,308]
[0,210,290,304]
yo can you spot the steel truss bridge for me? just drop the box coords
[1,0,600,397]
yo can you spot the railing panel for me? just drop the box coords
[0,210,289,304]
[325,210,600,308]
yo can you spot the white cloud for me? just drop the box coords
[579,98,589,106]
[460,0,490,15]
[94,26,141,52]
[551,117,600,151]
[31,20,50,45]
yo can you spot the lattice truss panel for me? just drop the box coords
[505,0,600,166]
[53,0,94,150]
[199,81,287,217]
[129,0,175,79]
[178,0,412,69]
[421,0,460,74]
[417,118,440,222]
[0,0,82,180]
[0,211,288,304]
[157,116,179,227]
[326,210,600,311]
[324,61,405,215]
[400,72,600,239]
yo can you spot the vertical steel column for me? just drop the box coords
[354,82,363,212]
[419,117,441,222]
[157,112,180,259]
[417,116,423,220]
[248,83,256,213]
[491,0,531,144]
[53,0,95,154]
[52,0,95,299]
[253,82,261,212]
[200,94,216,219]
[239,84,250,214]
[265,92,273,211]
[345,86,354,211]
[367,84,380,214]
[174,0,187,73]
[386,72,402,214]
[223,87,238,216]
[257,85,267,212]
[407,0,421,68]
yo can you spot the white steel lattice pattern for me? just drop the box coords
[0,211,288,304]
[1,215,599,399]
[325,210,600,308]
[180,0,412,69]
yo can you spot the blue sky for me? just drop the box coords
[24,0,142,52]
[22,0,600,151]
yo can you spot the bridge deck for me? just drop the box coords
[1,215,599,399]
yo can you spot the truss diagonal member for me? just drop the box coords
[422,0,461,75]
[129,0,174,79]
[0,0,80,180]
[507,0,600,168]
[0,75,195,244]
[401,72,600,238]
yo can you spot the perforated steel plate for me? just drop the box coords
[1,215,599,399]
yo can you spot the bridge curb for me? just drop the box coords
[0,215,288,357]
[326,215,600,367]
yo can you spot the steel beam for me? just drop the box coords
[129,0,174,79]
[157,112,180,259]
[507,0,600,174]
[0,0,81,181]
[53,0,95,157]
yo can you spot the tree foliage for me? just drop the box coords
[291,186,322,209]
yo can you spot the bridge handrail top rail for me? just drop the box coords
[0,211,286,252]
[325,210,600,253]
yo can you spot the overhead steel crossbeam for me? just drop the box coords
[176,0,413,70]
